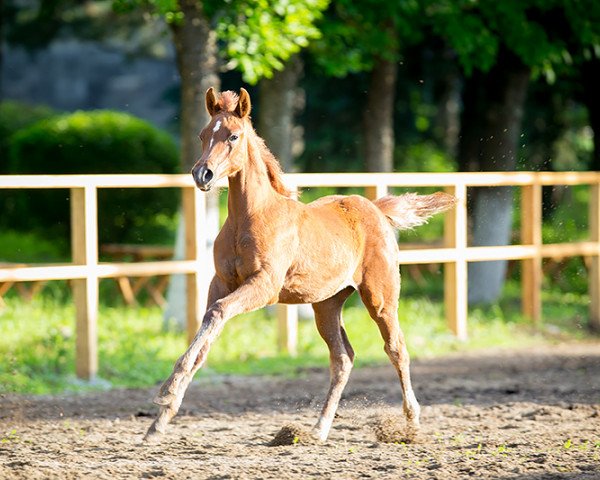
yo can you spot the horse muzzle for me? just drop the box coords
[192,164,215,191]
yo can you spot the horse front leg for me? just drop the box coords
[144,275,229,440]
[144,271,280,441]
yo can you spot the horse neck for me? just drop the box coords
[227,132,278,217]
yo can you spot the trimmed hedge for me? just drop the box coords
[8,110,178,175]
[0,101,56,174]
[3,110,180,247]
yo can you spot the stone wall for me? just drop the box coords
[2,39,179,132]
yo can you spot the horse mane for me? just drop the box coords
[218,90,292,198]
[218,91,239,112]
[254,135,293,198]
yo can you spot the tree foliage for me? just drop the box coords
[213,0,327,83]
[3,0,147,49]
[424,0,600,77]
[311,0,423,77]
[310,0,600,79]
[113,0,328,84]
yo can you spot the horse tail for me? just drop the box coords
[373,192,456,230]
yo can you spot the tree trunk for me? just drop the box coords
[457,72,486,173]
[0,0,4,99]
[363,58,398,172]
[468,187,515,304]
[171,0,220,173]
[257,56,303,172]
[434,49,461,156]
[164,1,220,329]
[465,49,530,304]
[581,57,600,171]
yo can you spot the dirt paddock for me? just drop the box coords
[1,343,599,479]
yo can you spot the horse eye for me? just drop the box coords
[229,134,239,142]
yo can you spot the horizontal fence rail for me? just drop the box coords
[1,172,599,380]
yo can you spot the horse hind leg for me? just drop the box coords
[358,273,421,431]
[311,287,355,442]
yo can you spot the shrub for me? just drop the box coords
[0,100,56,174]
[4,110,180,247]
[0,230,66,263]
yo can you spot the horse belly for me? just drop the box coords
[278,259,357,304]
[278,281,353,304]
[278,205,364,304]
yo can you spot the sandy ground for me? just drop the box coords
[1,342,599,479]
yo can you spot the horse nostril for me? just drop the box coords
[201,168,214,184]
[193,165,214,187]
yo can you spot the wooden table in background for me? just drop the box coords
[100,244,174,307]
[0,263,47,307]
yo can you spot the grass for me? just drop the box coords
[0,279,594,395]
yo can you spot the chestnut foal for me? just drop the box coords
[145,88,455,443]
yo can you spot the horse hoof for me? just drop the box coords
[143,431,160,444]
[143,423,164,443]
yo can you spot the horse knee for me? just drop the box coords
[331,353,353,378]
[341,353,353,372]
[204,301,224,323]
[384,341,409,366]
[196,304,224,339]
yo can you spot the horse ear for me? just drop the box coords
[206,87,220,116]
[235,88,251,118]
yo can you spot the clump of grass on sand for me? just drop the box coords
[268,424,318,446]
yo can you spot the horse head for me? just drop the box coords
[192,87,252,191]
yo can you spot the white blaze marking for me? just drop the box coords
[208,120,221,150]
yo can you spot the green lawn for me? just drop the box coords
[0,280,594,395]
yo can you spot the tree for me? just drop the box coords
[256,55,303,172]
[214,0,327,172]
[311,0,423,172]
[457,47,530,303]
[427,0,600,304]
[112,0,328,327]
[581,56,600,171]
[112,0,327,169]
[112,1,201,326]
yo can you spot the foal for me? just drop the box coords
[145,88,455,443]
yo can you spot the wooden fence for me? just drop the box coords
[1,172,599,380]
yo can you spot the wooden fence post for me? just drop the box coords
[183,186,208,345]
[277,305,299,356]
[444,183,468,340]
[71,186,99,380]
[590,183,600,331]
[521,183,543,323]
[364,183,388,201]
